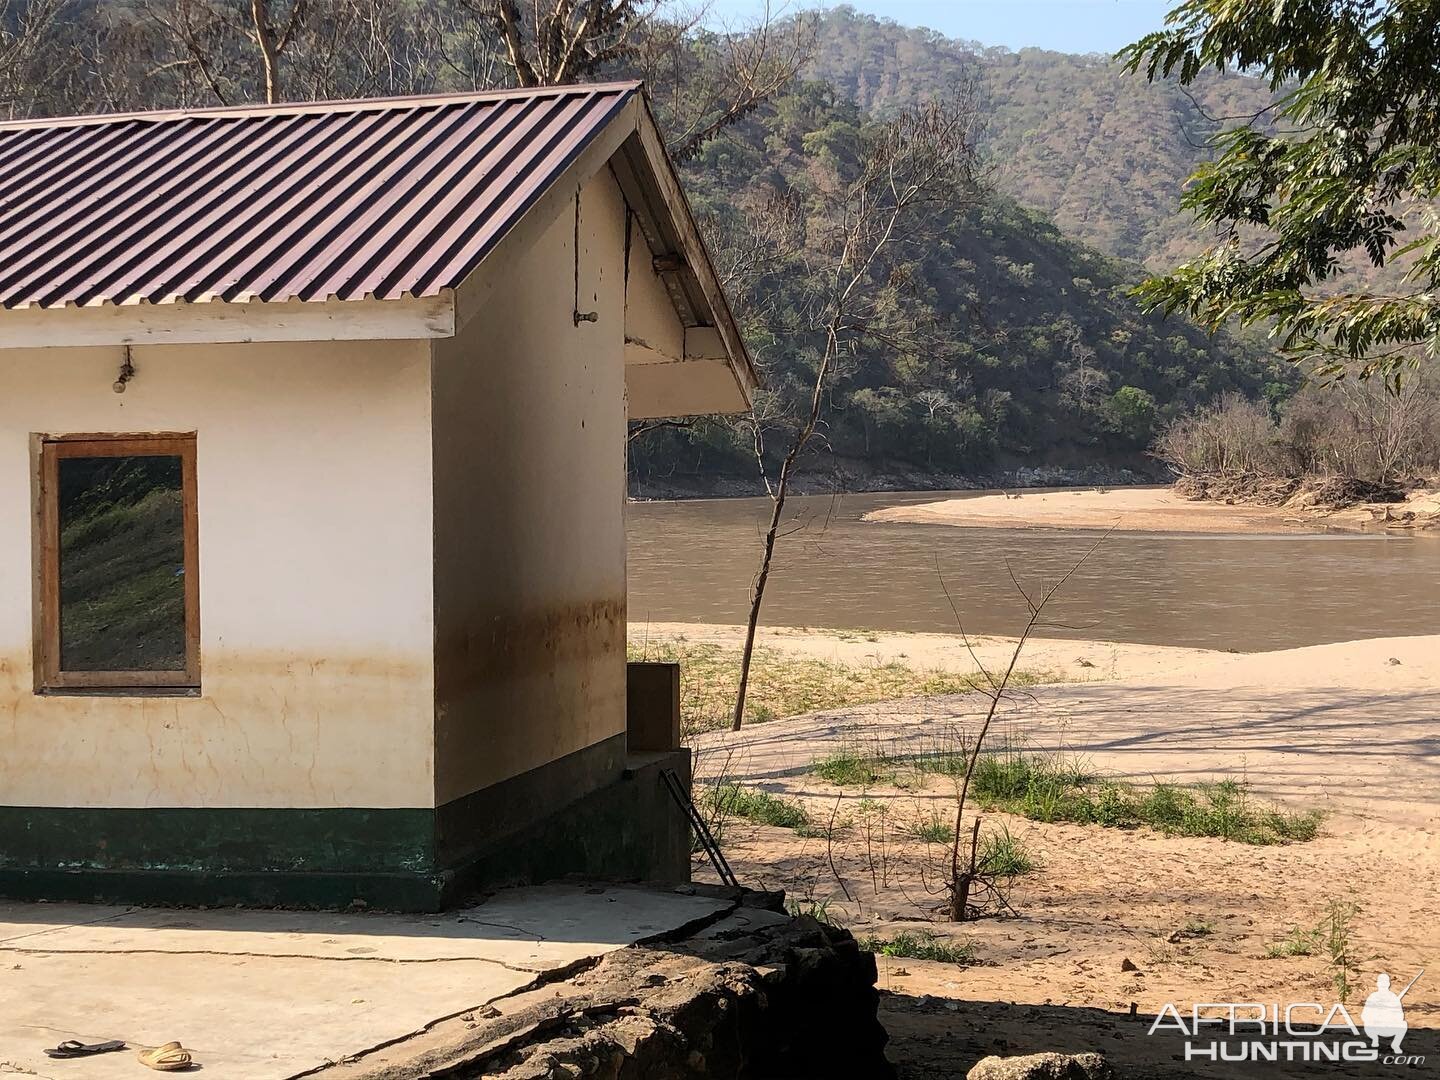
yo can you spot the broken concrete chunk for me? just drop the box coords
[967,1051,1113,1080]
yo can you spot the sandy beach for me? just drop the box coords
[689,630,1440,821]
[670,623,1440,820]
[863,485,1440,534]
[644,621,1440,1070]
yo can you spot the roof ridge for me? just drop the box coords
[0,81,643,133]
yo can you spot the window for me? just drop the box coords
[36,435,199,692]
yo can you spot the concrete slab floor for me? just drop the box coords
[0,884,732,1080]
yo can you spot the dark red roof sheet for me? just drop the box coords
[0,83,639,309]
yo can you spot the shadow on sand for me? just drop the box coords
[880,994,1437,1079]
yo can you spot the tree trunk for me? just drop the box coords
[731,453,796,731]
[251,0,281,103]
[948,817,980,921]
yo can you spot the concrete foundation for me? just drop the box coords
[0,885,732,1079]
[441,749,693,905]
[0,887,893,1080]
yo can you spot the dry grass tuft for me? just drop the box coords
[629,638,1053,734]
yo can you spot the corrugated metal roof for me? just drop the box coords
[0,83,640,309]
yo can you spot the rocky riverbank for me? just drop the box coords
[863,481,1440,533]
[1173,470,1440,530]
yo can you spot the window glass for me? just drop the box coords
[57,454,187,672]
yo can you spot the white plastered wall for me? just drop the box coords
[433,168,650,807]
[0,339,436,809]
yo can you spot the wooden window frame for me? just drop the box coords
[36,433,200,693]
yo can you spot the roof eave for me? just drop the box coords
[446,87,756,413]
[0,292,455,349]
[617,96,758,405]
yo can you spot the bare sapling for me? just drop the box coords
[824,795,856,907]
[731,94,982,730]
[938,531,1110,921]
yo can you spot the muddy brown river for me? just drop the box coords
[626,491,1440,651]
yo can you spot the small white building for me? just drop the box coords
[0,83,753,909]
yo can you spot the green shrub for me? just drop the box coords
[810,750,896,786]
[811,744,1319,847]
[967,751,1320,846]
[706,783,810,831]
[857,930,976,964]
[1265,927,1320,958]
[787,898,838,926]
[907,816,955,844]
[1090,782,1133,826]
[977,824,1038,877]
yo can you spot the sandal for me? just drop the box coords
[137,1041,195,1071]
[44,1039,126,1058]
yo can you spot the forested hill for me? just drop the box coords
[18,1,1291,494]
[629,80,1290,495]
[805,6,1274,272]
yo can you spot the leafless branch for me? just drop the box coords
[941,528,1112,921]
[730,92,983,731]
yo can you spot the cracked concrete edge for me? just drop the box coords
[452,916,546,942]
[2,1058,58,1080]
[0,906,140,948]
[359,996,644,1080]
[295,887,755,1080]
[282,969,581,1077]
[283,951,628,1079]
[1,946,554,974]
[630,887,745,948]
[1,887,744,975]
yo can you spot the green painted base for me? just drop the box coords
[0,801,446,909]
[0,805,436,874]
[0,742,691,911]
[0,866,448,911]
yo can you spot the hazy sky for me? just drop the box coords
[704,1,1178,54]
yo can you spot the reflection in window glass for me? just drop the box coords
[58,455,187,672]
